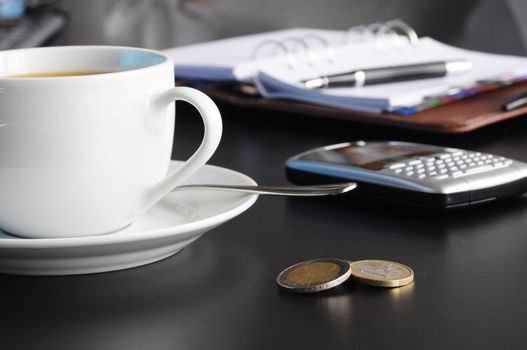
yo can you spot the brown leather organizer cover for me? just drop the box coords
[199,81,527,133]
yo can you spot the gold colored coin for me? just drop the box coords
[276,258,351,293]
[349,259,414,287]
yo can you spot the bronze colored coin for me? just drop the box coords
[276,258,351,293]
[349,259,414,287]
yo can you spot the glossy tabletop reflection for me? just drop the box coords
[2,103,527,349]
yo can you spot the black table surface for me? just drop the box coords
[2,102,527,350]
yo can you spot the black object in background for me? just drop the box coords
[0,8,67,50]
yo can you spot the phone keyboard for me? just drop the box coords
[385,151,513,180]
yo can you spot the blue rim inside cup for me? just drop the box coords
[0,46,169,79]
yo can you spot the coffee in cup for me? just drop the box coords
[6,70,112,78]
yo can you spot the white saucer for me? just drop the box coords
[0,161,258,276]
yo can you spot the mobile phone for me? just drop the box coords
[285,141,527,209]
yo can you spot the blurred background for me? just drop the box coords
[1,0,527,55]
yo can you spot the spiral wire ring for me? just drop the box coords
[345,25,376,44]
[302,33,336,63]
[251,39,295,69]
[252,20,421,70]
[280,37,316,66]
[383,19,419,46]
[346,21,419,50]
[368,22,402,49]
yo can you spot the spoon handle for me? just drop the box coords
[173,182,357,196]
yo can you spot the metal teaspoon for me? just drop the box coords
[172,182,357,196]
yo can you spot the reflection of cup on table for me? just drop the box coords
[0,46,222,238]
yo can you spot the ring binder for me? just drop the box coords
[167,23,527,131]
[250,21,420,71]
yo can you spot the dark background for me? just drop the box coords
[60,0,527,55]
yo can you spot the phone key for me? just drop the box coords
[388,163,406,169]
[431,174,449,180]
[462,165,494,175]
[467,165,493,172]
[440,169,448,174]
[429,171,438,176]
[450,151,464,157]
[408,160,422,165]
[438,154,451,159]
[418,174,426,179]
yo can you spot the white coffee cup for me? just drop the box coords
[0,46,222,238]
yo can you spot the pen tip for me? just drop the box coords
[303,78,325,89]
[446,60,472,74]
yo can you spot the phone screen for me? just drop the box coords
[301,143,436,170]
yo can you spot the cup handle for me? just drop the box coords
[143,86,222,210]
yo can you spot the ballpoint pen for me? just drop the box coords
[502,91,527,111]
[303,59,472,89]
